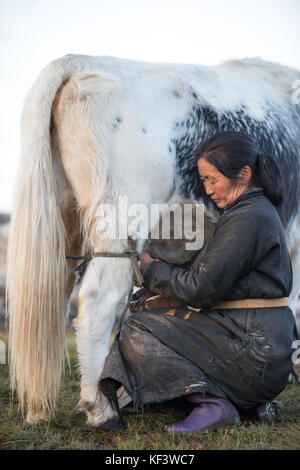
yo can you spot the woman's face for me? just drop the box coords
[197,158,249,209]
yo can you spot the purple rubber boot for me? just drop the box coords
[164,394,240,434]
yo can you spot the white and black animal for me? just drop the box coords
[7,54,300,426]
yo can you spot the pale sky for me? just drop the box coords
[0,0,299,212]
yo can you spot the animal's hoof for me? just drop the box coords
[26,409,49,425]
[86,411,126,430]
[76,399,94,413]
[100,416,127,432]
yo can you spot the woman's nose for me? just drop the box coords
[204,182,214,195]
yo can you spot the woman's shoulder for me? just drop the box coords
[219,192,281,231]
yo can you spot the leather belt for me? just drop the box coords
[144,295,289,311]
[144,295,185,310]
[212,298,289,309]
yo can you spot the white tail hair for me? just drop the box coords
[7,55,120,422]
[7,56,84,423]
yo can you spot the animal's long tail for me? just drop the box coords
[7,55,86,423]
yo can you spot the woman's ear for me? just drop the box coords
[238,166,252,184]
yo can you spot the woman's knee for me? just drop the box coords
[119,312,150,348]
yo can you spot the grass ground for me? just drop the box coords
[0,328,299,450]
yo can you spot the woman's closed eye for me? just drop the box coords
[201,178,218,185]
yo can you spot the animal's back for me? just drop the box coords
[63,55,300,206]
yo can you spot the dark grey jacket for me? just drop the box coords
[143,189,293,308]
[136,189,297,408]
[101,190,298,410]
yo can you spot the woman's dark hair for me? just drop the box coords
[197,131,285,222]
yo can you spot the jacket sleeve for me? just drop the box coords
[143,211,257,308]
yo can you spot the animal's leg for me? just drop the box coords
[286,218,300,383]
[52,130,83,323]
[73,241,133,427]
[288,217,300,318]
[289,254,300,318]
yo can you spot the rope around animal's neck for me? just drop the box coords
[66,238,144,286]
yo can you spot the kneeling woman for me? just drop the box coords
[99,131,298,433]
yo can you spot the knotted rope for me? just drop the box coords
[66,238,144,286]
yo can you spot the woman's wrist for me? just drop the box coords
[139,251,154,273]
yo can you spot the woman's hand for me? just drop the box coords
[130,286,154,313]
[139,251,154,273]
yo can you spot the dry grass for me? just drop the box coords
[0,329,299,450]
